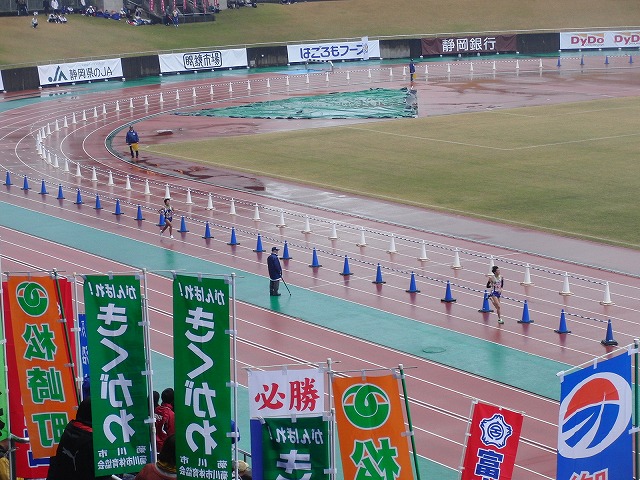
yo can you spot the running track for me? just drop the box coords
[1,56,639,479]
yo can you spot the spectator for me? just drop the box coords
[126,124,140,159]
[46,398,111,480]
[154,388,175,452]
[50,0,58,14]
[172,8,179,27]
[135,434,176,480]
[32,12,39,27]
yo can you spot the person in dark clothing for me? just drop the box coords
[267,246,282,296]
[46,397,111,480]
[126,125,140,159]
[154,388,175,453]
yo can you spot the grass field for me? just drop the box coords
[1,0,640,66]
[147,96,640,248]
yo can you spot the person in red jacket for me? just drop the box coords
[135,434,176,480]
[154,388,175,453]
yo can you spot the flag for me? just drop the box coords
[461,402,523,480]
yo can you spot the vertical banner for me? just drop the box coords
[0,303,7,440]
[6,276,77,459]
[173,274,231,480]
[248,368,324,418]
[557,353,633,480]
[333,375,413,480]
[84,274,150,476]
[460,402,523,480]
[260,416,330,480]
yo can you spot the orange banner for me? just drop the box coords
[333,374,414,480]
[6,276,77,459]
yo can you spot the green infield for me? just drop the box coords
[147,96,640,248]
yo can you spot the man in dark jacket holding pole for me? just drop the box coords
[267,246,282,296]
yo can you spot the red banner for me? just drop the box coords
[461,402,523,480]
[421,35,516,56]
[5,276,77,460]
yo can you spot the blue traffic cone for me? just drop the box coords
[253,233,265,252]
[406,272,420,293]
[21,176,29,191]
[74,188,83,205]
[630,55,634,64]
[135,205,144,221]
[441,280,456,302]
[203,222,213,239]
[557,57,561,67]
[4,171,12,186]
[39,180,48,195]
[518,300,533,323]
[601,319,618,346]
[605,55,609,65]
[56,184,64,200]
[157,213,166,227]
[372,263,385,284]
[113,199,122,216]
[340,255,353,276]
[478,291,493,312]
[309,248,322,267]
[178,216,189,233]
[580,55,584,66]
[227,227,239,245]
[281,241,292,260]
[554,309,571,334]
[94,194,102,210]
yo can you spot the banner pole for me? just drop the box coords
[635,338,639,480]
[0,245,14,480]
[231,273,239,476]
[72,274,83,398]
[52,268,80,404]
[327,358,336,480]
[458,399,477,480]
[398,364,421,480]
[141,268,158,464]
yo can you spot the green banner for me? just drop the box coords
[84,275,150,476]
[173,275,231,480]
[0,312,6,440]
[261,416,330,480]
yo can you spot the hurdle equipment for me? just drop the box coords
[202,222,213,239]
[601,319,618,346]
[600,282,614,305]
[554,309,571,334]
[39,180,48,195]
[74,189,83,205]
[451,248,462,269]
[328,221,338,240]
[4,171,11,186]
[387,234,397,253]
[309,248,322,268]
[340,255,353,276]
[56,184,64,200]
[177,216,189,233]
[253,233,266,252]
[281,241,292,260]
[229,198,237,215]
[559,272,572,295]
[135,205,145,221]
[418,240,429,261]
[406,272,420,293]
[302,215,312,233]
[113,200,122,216]
[21,176,30,191]
[478,291,493,313]
[372,264,385,284]
[276,209,286,228]
[441,281,456,303]
[94,195,102,210]
[356,227,367,247]
[227,227,239,246]
[253,204,260,221]
[520,264,534,285]
[206,193,214,210]
[518,300,533,324]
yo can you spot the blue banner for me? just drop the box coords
[557,353,633,480]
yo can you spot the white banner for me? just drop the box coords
[247,368,325,418]
[287,39,380,63]
[560,30,640,50]
[159,48,248,73]
[38,58,123,86]
[0,71,4,92]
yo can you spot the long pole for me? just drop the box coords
[72,273,83,398]
[398,364,421,480]
[231,273,239,476]
[141,269,158,463]
[0,242,14,480]
[635,338,639,480]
